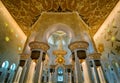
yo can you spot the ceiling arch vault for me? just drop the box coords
[1,0,119,36]
[43,23,75,43]
[0,1,120,82]
[33,12,88,42]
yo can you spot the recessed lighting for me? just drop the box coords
[5,23,8,27]
[15,34,18,38]
[18,47,22,51]
[10,29,14,33]
[5,36,10,42]
[111,36,115,41]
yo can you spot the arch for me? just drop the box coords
[43,23,75,43]
[57,66,64,82]
[10,63,16,70]
[55,64,65,71]
[2,61,9,68]
[57,67,64,74]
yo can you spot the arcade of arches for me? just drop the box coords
[0,0,120,83]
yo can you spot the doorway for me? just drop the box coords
[57,67,64,83]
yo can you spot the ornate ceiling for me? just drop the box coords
[1,0,119,36]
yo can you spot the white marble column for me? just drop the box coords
[73,70,76,83]
[66,72,68,83]
[74,50,83,83]
[48,73,52,83]
[115,62,120,68]
[115,62,120,77]
[54,70,57,83]
[21,58,32,83]
[51,72,55,83]
[97,66,106,83]
[34,51,43,83]
[92,60,100,83]
[91,67,97,82]
[74,63,77,83]
[68,73,72,83]
[82,60,92,83]
[7,70,16,83]
[13,67,23,83]
[113,62,120,82]
[26,60,36,83]
[44,75,47,83]
[20,66,27,83]
[106,68,111,83]
[109,65,119,83]
[100,61,110,83]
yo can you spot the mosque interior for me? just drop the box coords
[0,0,120,83]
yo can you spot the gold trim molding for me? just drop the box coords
[20,54,30,60]
[29,41,50,52]
[69,41,89,51]
[88,53,101,60]
[53,49,67,56]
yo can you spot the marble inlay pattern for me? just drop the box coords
[94,2,120,58]
[1,0,118,35]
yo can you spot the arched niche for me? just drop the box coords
[55,65,65,82]
[42,23,75,43]
[1,61,9,69]
[10,63,16,71]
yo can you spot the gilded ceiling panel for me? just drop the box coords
[1,0,118,36]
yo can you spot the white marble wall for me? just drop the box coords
[94,1,120,59]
